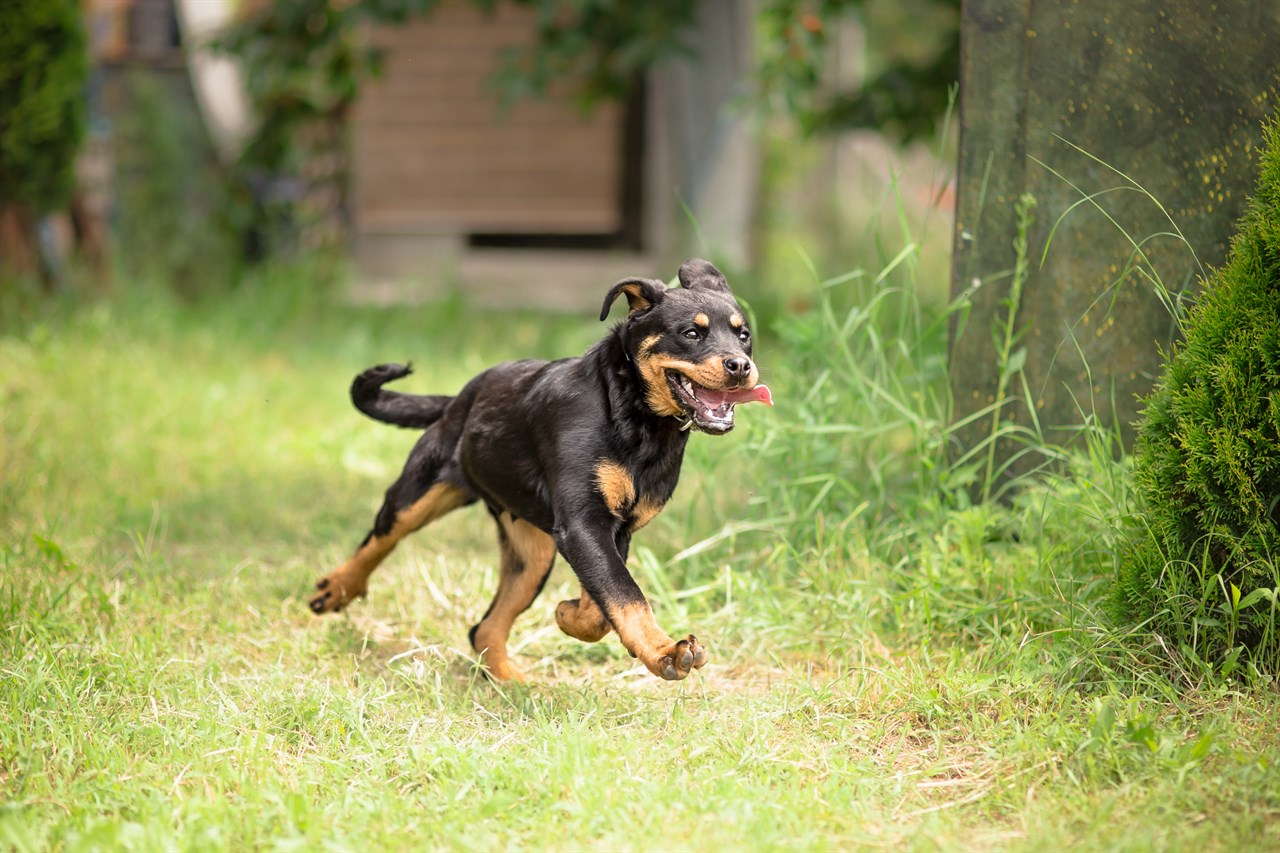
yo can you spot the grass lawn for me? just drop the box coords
[2,267,1278,851]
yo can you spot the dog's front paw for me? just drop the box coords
[611,603,710,681]
[654,634,709,680]
[308,573,366,614]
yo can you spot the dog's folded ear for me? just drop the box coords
[600,277,668,320]
[677,258,730,293]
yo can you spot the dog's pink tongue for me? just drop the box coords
[722,384,773,407]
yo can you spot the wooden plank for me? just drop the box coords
[359,208,621,232]
[355,100,603,127]
[355,180,618,205]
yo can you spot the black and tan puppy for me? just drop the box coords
[308,259,772,681]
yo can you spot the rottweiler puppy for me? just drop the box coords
[308,259,772,681]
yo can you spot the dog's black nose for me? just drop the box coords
[724,356,751,377]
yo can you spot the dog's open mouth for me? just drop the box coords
[667,371,773,433]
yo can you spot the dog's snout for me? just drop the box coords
[724,356,752,378]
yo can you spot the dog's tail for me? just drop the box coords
[350,363,451,429]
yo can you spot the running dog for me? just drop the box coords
[308,259,772,681]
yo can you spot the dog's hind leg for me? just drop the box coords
[309,472,471,615]
[555,587,612,643]
[469,511,557,681]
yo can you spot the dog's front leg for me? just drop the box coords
[555,520,708,680]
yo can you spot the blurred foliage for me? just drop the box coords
[486,0,698,108]
[213,0,698,254]
[213,0,961,165]
[112,73,241,292]
[213,0,425,256]
[217,0,698,148]
[213,0,957,258]
[215,0,427,180]
[756,0,959,141]
[0,0,88,213]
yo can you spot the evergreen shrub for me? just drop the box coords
[0,0,88,213]
[1117,117,1280,678]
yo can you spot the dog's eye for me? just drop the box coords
[683,328,701,340]
[738,328,751,343]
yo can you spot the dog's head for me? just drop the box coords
[601,259,773,434]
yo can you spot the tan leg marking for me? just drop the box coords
[609,601,709,681]
[472,513,556,682]
[555,587,612,643]
[594,460,635,517]
[310,483,469,614]
[629,497,665,532]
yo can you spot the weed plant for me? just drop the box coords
[729,239,1110,679]
[112,74,244,291]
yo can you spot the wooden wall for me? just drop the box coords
[352,1,625,236]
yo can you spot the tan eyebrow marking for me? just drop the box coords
[729,313,744,328]
[693,313,710,328]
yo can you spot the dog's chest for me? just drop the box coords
[593,450,683,532]
[628,474,676,532]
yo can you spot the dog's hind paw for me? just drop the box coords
[656,635,709,680]
[555,596,612,643]
[307,573,366,615]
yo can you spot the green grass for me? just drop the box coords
[2,256,1279,851]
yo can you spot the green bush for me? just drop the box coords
[1117,117,1280,678]
[0,0,88,213]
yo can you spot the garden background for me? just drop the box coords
[2,1,1277,849]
